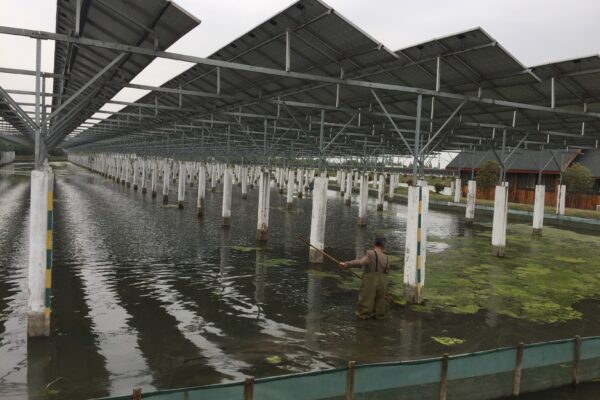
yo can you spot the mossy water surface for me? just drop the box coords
[414,223,600,323]
[329,223,600,324]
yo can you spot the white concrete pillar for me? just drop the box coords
[453,178,462,203]
[211,165,217,192]
[231,165,237,186]
[141,159,147,194]
[28,168,49,336]
[177,162,186,208]
[532,184,545,236]
[257,170,270,241]
[125,159,130,187]
[403,185,428,304]
[344,172,352,205]
[450,180,455,197]
[358,174,368,226]
[188,162,194,187]
[197,165,206,217]
[116,157,121,183]
[376,174,384,211]
[222,168,232,226]
[388,174,395,199]
[309,175,328,263]
[465,180,477,225]
[297,168,304,198]
[241,167,248,199]
[286,170,294,209]
[279,168,285,194]
[491,185,509,257]
[151,160,158,198]
[121,157,126,183]
[162,161,170,204]
[249,167,256,189]
[556,184,566,215]
[132,159,139,190]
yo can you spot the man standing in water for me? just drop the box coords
[340,237,390,319]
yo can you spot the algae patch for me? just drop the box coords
[308,269,340,279]
[414,223,600,324]
[266,355,283,364]
[232,246,259,253]
[432,336,465,346]
[324,223,598,324]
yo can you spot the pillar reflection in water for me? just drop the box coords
[400,315,423,358]
[485,265,502,328]
[305,269,322,351]
[355,224,366,259]
[254,250,266,306]
[27,339,50,400]
[219,229,230,276]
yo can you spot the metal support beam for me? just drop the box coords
[322,113,356,153]
[419,100,466,156]
[75,0,83,36]
[371,89,414,155]
[285,30,291,72]
[319,109,325,170]
[551,77,555,109]
[34,38,44,169]
[412,94,422,182]
[1,26,597,119]
[49,53,125,120]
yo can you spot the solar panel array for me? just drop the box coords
[3,0,599,160]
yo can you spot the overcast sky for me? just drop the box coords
[1,0,599,163]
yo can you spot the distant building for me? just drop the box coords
[446,149,600,209]
[575,150,600,193]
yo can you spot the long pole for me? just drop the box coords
[297,235,361,277]
[297,235,397,304]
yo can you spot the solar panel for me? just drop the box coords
[50,0,199,145]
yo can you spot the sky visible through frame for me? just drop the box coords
[0,0,599,166]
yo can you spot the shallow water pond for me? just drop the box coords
[1,162,599,399]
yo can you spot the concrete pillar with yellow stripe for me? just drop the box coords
[403,184,429,304]
[44,168,54,335]
[28,164,52,337]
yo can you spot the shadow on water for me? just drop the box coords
[0,162,599,399]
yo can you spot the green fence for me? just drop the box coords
[97,335,600,400]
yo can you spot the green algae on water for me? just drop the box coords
[337,277,361,290]
[308,269,340,279]
[328,223,598,323]
[266,355,283,364]
[411,223,600,324]
[232,246,258,253]
[387,254,402,265]
[432,336,465,346]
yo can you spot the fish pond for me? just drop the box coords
[0,162,599,399]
